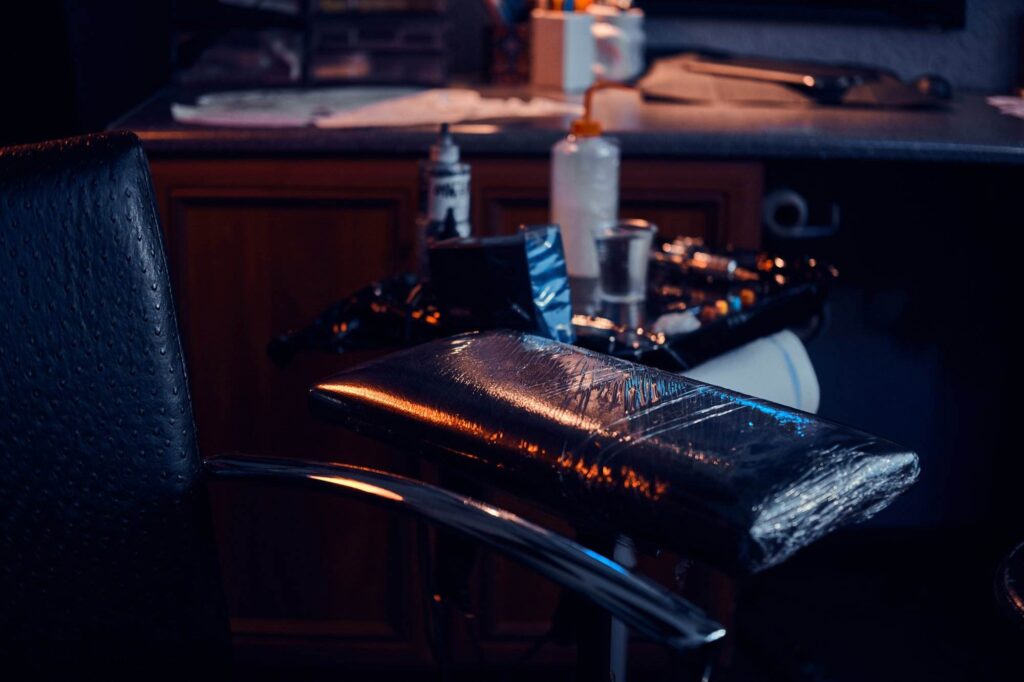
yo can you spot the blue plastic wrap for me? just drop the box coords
[522,225,575,343]
[311,331,919,573]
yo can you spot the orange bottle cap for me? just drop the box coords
[570,117,603,137]
[571,81,634,137]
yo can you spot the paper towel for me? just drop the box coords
[682,329,820,414]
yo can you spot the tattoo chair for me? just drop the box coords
[0,132,918,680]
[0,134,727,678]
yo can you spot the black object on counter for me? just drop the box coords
[267,273,440,368]
[268,226,574,367]
[429,224,574,343]
[310,331,919,573]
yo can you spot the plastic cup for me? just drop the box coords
[594,219,657,329]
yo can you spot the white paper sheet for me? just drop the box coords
[988,95,1024,120]
[171,87,582,129]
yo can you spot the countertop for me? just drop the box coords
[112,87,1024,165]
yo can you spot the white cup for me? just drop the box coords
[589,6,645,83]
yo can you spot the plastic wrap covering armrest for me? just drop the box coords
[309,331,919,573]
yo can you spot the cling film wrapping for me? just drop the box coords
[312,331,918,572]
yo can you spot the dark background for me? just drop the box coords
[1,2,1021,679]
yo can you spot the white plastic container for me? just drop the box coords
[530,9,596,93]
[589,5,646,83]
[550,115,619,314]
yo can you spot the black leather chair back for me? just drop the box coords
[0,133,230,676]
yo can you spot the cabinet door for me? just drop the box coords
[149,158,431,668]
[471,158,763,248]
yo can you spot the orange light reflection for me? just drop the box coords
[318,382,493,439]
[309,475,404,502]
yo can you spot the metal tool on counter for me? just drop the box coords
[651,236,758,282]
[640,52,949,108]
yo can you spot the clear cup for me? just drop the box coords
[594,219,657,329]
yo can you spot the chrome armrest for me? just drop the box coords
[204,454,725,655]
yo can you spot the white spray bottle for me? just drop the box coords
[550,84,623,314]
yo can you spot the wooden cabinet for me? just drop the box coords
[472,159,762,249]
[148,154,762,673]
[151,158,430,668]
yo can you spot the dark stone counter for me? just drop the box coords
[112,87,1024,165]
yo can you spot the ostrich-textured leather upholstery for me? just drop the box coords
[0,133,230,676]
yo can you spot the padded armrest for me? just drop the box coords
[309,331,919,573]
[204,454,724,654]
